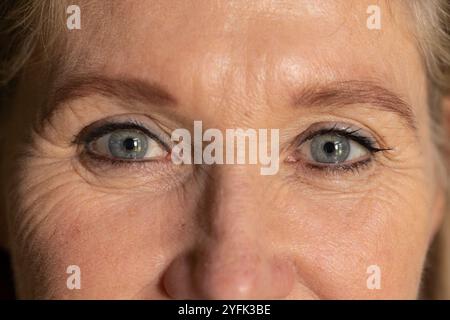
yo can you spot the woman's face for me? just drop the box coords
[3,0,445,299]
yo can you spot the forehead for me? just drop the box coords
[61,0,424,109]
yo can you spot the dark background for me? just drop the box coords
[0,249,14,299]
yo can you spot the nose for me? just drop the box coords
[162,168,295,299]
[163,241,295,299]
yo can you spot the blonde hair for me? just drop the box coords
[0,0,63,86]
[1,0,450,299]
[409,0,450,299]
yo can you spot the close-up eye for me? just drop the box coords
[78,121,171,162]
[293,124,390,170]
[302,133,369,164]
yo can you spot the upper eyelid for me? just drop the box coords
[296,125,373,145]
[304,129,373,145]
[292,123,393,155]
[74,121,172,151]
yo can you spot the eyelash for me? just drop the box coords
[300,125,390,153]
[75,120,391,174]
[73,120,171,170]
[294,125,392,173]
[74,120,168,148]
[300,157,372,176]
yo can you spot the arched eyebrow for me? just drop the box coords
[51,75,177,107]
[292,80,417,131]
[44,75,416,133]
[41,74,177,125]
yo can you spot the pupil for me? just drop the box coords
[323,141,336,154]
[123,137,138,151]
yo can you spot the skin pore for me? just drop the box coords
[0,0,446,298]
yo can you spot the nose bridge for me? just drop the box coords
[201,167,263,266]
[162,165,295,299]
[199,166,262,242]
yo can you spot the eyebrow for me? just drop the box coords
[46,75,416,132]
[42,74,177,124]
[52,75,177,106]
[292,80,416,131]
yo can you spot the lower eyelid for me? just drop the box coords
[290,150,372,170]
[294,157,374,177]
[77,149,174,175]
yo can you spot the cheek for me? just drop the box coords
[280,174,432,299]
[8,160,192,298]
